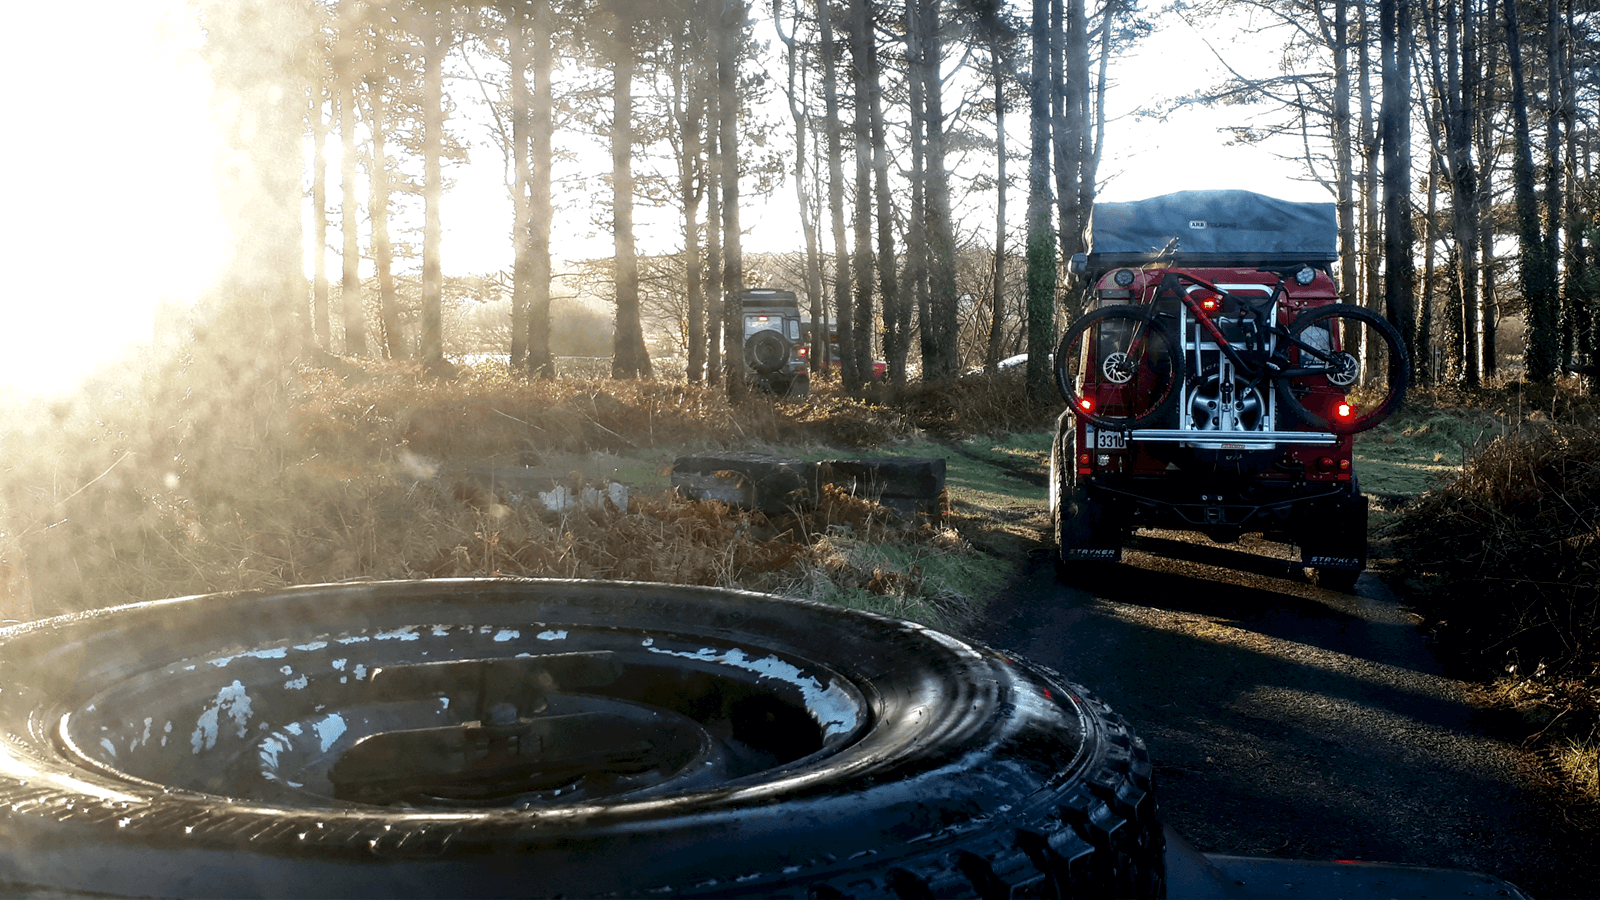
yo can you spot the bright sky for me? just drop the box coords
[1097,9,1333,205]
[4,1,223,399]
[4,1,1316,400]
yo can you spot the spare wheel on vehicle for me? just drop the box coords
[0,579,1163,898]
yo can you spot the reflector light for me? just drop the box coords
[1078,454,1091,466]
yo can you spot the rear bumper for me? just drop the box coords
[1087,475,1356,535]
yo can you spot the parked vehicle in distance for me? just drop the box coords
[739,288,809,397]
[1050,190,1408,591]
[798,319,887,381]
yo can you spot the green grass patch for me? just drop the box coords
[1354,405,1503,497]
[799,535,1013,632]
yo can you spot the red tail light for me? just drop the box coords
[1078,398,1094,413]
[1199,295,1221,314]
[1336,401,1355,420]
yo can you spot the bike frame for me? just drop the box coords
[1148,268,1337,390]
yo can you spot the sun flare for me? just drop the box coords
[4,0,223,399]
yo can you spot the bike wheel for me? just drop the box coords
[1054,305,1182,430]
[1276,304,1408,434]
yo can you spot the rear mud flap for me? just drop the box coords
[1059,486,1124,563]
[1299,493,1368,570]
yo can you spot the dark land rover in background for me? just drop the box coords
[739,289,809,397]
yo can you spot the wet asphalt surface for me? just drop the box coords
[974,533,1600,899]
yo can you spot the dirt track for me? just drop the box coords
[973,532,1600,899]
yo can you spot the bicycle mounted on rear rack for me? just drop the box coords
[1047,190,1408,591]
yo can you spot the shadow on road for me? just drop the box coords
[973,543,1599,899]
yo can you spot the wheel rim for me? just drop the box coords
[1187,369,1265,431]
[41,589,872,814]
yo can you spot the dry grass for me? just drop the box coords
[1475,674,1600,803]
[0,354,1046,629]
[1390,418,1600,677]
[1555,739,1600,802]
[1390,385,1600,802]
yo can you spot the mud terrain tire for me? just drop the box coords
[0,579,1163,899]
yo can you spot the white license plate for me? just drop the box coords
[1092,429,1126,450]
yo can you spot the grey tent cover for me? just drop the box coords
[1087,190,1338,265]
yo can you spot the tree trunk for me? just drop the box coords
[775,0,825,378]
[610,40,651,380]
[339,73,366,355]
[1478,19,1500,377]
[1356,9,1380,325]
[867,7,901,387]
[365,75,404,359]
[1561,0,1591,389]
[528,0,555,378]
[419,7,447,370]
[1066,0,1092,264]
[1334,0,1358,306]
[920,0,958,381]
[1504,0,1556,382]
[508,3,532,368]
[1428,0,1482,386]
[719,0,744,399]
[678,61,706,383]
[310,85,331,349]
[818,0,849,384]
[1545,0,1569,372]
[845,0,873,392]
[1049,0,1066,261]
[1420,139,1439,385]
[1380,0,1416,371]
[704,73,724,388]
[902,0,927,386]
[1025,0,1056,405]
[987,40,1007,373]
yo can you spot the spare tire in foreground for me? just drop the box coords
[0,579,1163,898]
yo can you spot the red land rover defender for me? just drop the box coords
[1049,190,1408,591]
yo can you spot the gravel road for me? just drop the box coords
[974,532,1600,899]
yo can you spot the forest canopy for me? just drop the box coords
[191,0,1600,399]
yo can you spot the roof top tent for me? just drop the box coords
[738,289,801,311]
[1085,190,1338,269]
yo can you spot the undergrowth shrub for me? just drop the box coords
[1,355,1033,629]
[1388,398,1600,800]
[1391,421,1600,678]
